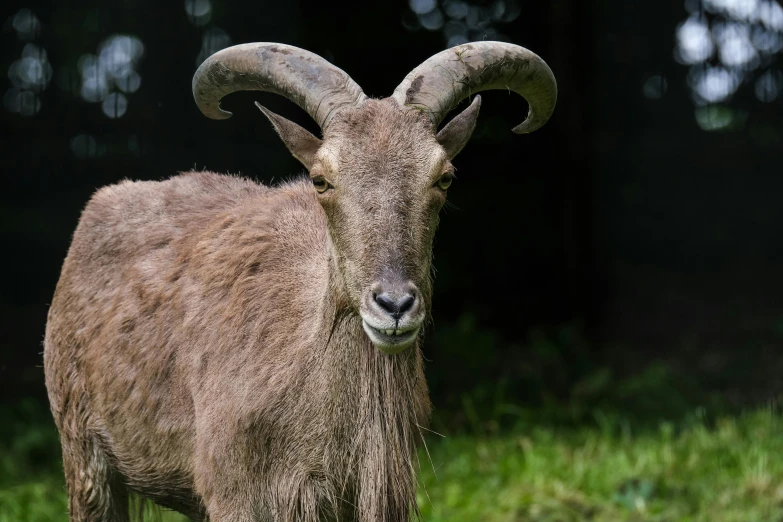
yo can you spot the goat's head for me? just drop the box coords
[192,42,557,353]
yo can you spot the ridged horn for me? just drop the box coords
[193,42,367,129]
[391,41,557,134]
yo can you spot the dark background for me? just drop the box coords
[2,0,783,429]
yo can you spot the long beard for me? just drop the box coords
[320,315,431,522]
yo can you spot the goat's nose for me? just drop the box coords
[374,292,416,320]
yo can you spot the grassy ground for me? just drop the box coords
[417,407,783,521]
[3,405,783,521]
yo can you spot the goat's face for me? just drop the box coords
[256,98,478,354]
[310,100,460,353]
[255,96,480,353]
[257,98,479,353]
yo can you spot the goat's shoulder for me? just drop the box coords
[184,175,328,283]
[170,176,329,341]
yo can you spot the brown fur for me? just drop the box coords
[44,99,470,521]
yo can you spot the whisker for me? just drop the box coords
[416,423,446,438]
[416,423,437,479]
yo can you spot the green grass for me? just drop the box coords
[417,407,783,522]
[2,405,782,521]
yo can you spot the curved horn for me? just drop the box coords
[193,43,367,129]
[391,41,557,134]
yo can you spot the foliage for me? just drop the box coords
[0,399,68,522]
[426,314,730,434]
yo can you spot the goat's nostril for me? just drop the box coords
[374,292,416,319]
[397,294,415,315]
[375,293,397,314]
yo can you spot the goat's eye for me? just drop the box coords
[312,176,332,193]
[436,173,455,191]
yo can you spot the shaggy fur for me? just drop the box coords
[44,99,467,521]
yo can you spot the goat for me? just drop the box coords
[44,41,557,522]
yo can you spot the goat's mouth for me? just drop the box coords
[361,320,421,354]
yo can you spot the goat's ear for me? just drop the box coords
[436,95,481,159]
[255,102,322,171]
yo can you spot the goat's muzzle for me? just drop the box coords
[360,281,423,353]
